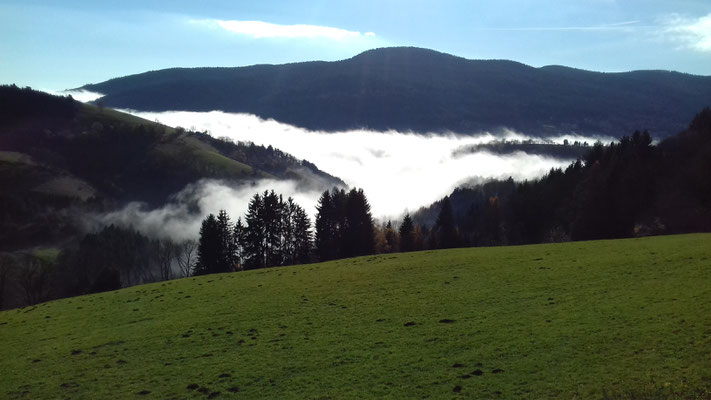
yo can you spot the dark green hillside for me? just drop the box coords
[0,86,342,250]
[83,47,711,138]
[0,234,709,399]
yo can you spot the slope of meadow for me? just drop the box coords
[1,234,710,399]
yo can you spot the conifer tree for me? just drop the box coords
[435,197,458,249]
[399,213,414,252]
[195,214,220,276]
[233,217,245,270]
[215,209,235,273]
[244,193,266,269]
[292,203,312,264]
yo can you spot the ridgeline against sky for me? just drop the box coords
[1,1,710,90]
[83,47,711,138]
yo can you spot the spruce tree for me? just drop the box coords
[244,193,266,269]
[215,209,234,273]
[315,190,337,261]
[233,217,245,270]
[292,203,312,264]
[343,188,375,257]
[195,214,220,275]
[399,213,414,252]
[435,197,458,249]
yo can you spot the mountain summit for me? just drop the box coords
[83,47,711,138]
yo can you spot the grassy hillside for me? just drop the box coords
[1,234,710,399]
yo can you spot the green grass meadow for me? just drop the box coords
[1,234,710,399]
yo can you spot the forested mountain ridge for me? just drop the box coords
[412,108,711,246]
[0,85,343,251]
[82,47,711,138]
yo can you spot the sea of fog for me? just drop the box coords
[64,93,612,240]
[130,110,580,218]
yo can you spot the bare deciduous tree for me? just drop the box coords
[18,256,52,305]
[157,239,176,282]
[0,253,15,309]
[176,240,197,278]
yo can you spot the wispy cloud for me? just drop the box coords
[475,20,647,32]
[661,13,711,52]
[195,19,375,40]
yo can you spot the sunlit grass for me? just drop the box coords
[1,234,710,399]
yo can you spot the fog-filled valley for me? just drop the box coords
[126,109,593,220]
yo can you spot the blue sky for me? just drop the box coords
[1,0,710,90]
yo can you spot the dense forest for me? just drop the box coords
[83,47,711,138]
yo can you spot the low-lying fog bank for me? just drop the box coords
[131,111,606,218]
[89,109,615,240]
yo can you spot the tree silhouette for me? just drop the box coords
[195,214,220,275]
[399,214,415,252]
[435,197,458,249]
[242,191,312,269]
[315,187,375,260]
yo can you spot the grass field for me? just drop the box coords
[1,234,710,399]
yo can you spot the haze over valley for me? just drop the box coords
[126,109,577,220]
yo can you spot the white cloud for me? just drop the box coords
[43,89,104,103]
[476,21,646,32]
[125,111,580,221]
[199,19,374,40]
[661,13,711,52]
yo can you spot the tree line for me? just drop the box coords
[0,226,197,309]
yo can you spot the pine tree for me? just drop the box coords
[399,214,414,252]
[343,188,375,257]
[384,220,398,253]
[435,197,458,249]
[262,191,284,267]
[233,217,245,270]
[195,214,220,276]
[315,190,338,261]
[215,209,234,273]
[195,211,235,275]
[292,203,312,264]
[244,193,266,269]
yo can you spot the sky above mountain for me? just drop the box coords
[1,0,710,90]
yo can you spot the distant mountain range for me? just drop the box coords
[82,47,711,139]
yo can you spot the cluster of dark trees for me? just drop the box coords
[315,188,375,261]
[0,226,197,309]
[195,187,378,273]
[195,191,312,274]
[0,84,77,122]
